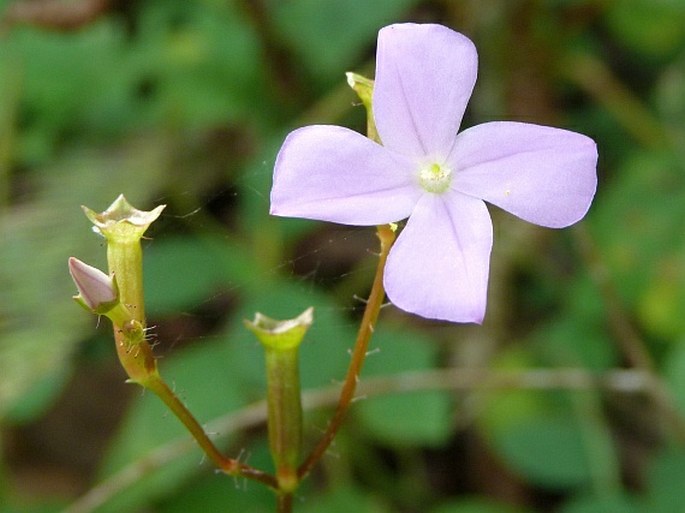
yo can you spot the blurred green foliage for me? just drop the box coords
[1,0,685,512]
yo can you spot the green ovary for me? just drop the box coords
[419,162,452,193]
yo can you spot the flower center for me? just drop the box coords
[419,162,452,193]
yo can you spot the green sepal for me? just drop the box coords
[346,72,379,143]
[244,307,314,351]
[82,194,166,244]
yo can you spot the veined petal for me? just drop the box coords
[373,23,478,161]
[271,125,420,225]
[450,121,598,228]
[384,193,492,323]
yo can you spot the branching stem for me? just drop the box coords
[144,376,278,489]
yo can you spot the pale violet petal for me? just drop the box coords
[271,125,420,225]
[449,121,598,228]
[384,192,493,323]
[373,23,478,161]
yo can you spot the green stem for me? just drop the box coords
[297,224,395,479]
[265,346,302,492]
[105,236,159,385]
[103,225,277,488]
[107,238,146,323]
[144,376,278,489]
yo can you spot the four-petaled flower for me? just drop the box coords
[270,23,597,323]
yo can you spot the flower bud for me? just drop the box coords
[68,257,118,313]
[345,72,378,143]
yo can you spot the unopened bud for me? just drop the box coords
[68,257,118,313]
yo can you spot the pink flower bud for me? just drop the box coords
[68,257,117,312]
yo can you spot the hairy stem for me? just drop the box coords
[298,224,395,479]
[144,376,278,489]
[64,367,652,513]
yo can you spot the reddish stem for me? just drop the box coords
[297,225,395,479]
[144,376,278,489]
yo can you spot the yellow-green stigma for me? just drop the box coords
[419,162,452,193]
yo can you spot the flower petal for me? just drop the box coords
[384,192,492,323]
[373,23,478,161]
[68,257,117,312]
[450,121,598,228]
[271,125,420,225]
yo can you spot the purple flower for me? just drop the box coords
[270,23,597,323]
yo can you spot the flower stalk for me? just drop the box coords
[264,346,302,491]
[295,73,396,480]
[298,224,395,479]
